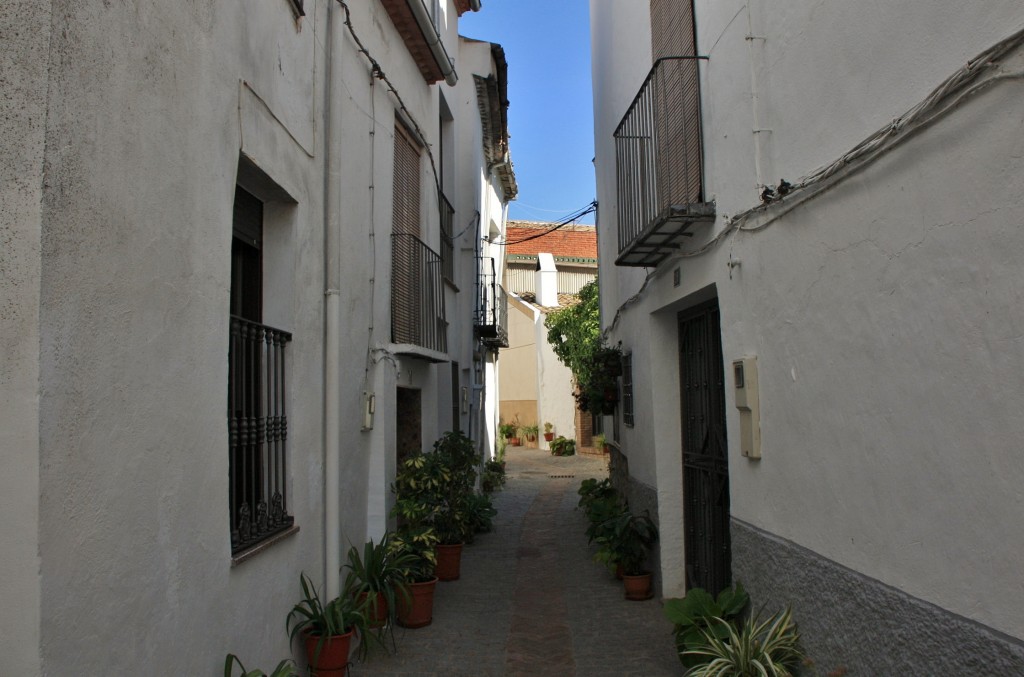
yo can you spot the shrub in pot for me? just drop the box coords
[387,525,439,628]
[683,606,804,676]
[549,436,575,456]
[224,655,299,677]
[286,573,368,676]
[543,422,555,441]
[592,507,658,599]
[663,583,749,669]
[342,532,415,630]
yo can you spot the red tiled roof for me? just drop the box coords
[506,220,597,259]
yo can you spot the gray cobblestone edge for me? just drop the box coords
[732,518,1024,676]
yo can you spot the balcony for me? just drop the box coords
[439,190,454,284]
[474,256,508,349]
[379,0,456,85]
[392,233,448,357]
[614,56,715,267]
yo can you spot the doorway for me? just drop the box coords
[678,299,731,594]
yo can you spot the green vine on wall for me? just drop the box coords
[544,280,622,414]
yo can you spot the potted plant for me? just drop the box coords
[663,584,749,669]
[388,525,439,628]
[593,507,659,599]
[592,433,607,454]
[286,573,368,676]
[342,532,415,629]
[543,422,555,442]
[497,419,516,440]
[224,655,300,677]
[431,431,478,580]
[549,436,575,456]
[391,452,443,626]
[520,423,539,445]
[683,607,804,676]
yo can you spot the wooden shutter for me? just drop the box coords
[650,0,703,204]
[393,124,422,237]
[392,125,422,344]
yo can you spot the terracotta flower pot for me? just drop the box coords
[622,572,653,601]
[397,577,438,628]
[543,432,554,442]
[358,590,388,628]
[436,543,464,581]
[304,629,353,676]
[508,437,521,446]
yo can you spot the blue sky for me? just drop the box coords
[460,0,596,225]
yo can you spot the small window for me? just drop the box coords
[622,353,635,427]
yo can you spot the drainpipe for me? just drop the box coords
[323,0,343,599]
[406,0,458,86]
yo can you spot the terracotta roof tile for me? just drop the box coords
[505,220,597,259]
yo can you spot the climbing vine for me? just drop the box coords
[544,280,622,414]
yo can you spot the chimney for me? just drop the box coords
[535,253,558,307]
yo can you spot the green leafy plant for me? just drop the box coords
[591,507,658,575]
[387,525,438,583]
[577,478,617,511]
[498,419,518,440]
[549,436,576,456]
[544,280,623,414]
[286,573,367,664]
[223,655,299,677]
[481,458,506,493]
[544,422,554,433]
[592,433,606,451]
[342,532,415,628]
[663,584,750,668]
[463,491,497,539]
[520,423,539,441]
[683,607,804,677]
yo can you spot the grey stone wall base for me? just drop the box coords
[731,519,1024,676]
[609,446,662,596]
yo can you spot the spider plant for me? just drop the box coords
[683,607,804,677]
[343,532,416,627]
[223,654,299,677]
[286,573,368,664]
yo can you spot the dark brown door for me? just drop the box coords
[678,299,731,594]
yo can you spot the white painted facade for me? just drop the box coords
[1,0,511,673]
[591,0,1024,649]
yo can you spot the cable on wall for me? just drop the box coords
[604,24,1024,336]
[491,201,597,246]
[338,0,444,197]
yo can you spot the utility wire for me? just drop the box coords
[493,201,597,246]
[338,0,443,197]
[605,24,1024,336]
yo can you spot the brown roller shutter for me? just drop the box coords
[650,0,703,205]
[392,124,422,345]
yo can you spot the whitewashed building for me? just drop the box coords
[590,0,1024,671]
[1,0,514,673]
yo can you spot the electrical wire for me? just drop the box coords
[492,201,597,246]
[338,0,444,197]
[604,24,1024,335]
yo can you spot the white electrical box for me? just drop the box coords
[732,357,761,459]
[362,391,376,431]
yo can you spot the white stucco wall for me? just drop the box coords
[535,311,577,449]
[0,1,50,673]
[591,0,1024,639]
[3,0,495,674]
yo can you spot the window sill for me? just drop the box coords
[231,524,300,567]
[444,277,460,293]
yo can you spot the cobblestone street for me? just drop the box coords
[350,445,680,677]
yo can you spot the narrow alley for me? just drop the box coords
[351,446,680,677]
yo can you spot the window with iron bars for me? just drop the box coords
[228,186,294,555]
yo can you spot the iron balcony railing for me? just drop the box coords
[474,256,508,348]
[614,56,715,267]
[439,190,455,283]
[228,316,294,554]
[392,233,448,354]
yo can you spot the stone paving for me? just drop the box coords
[349,445,681,677]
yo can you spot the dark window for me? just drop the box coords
[622,352,635,427]
[228,186,294,555]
